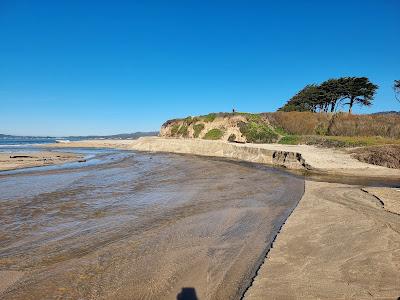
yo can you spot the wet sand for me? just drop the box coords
[0,151,304,299]
[0,151,82,172]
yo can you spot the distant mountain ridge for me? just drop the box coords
[371,111,400,115]
[65,131,159,140]
[0,131,159,140]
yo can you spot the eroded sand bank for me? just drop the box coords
[0,151,82,171]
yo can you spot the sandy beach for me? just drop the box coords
[0,151,82,172]
[1,138,399,298]
[244,181,400,299]
[42,138,400,298]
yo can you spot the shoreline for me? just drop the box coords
[0,151,83,172]
[44,137,400,178]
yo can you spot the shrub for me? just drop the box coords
[273,127,289,136]
[350,145,400,169]
[228,134,236,142]
[315,122,329,135]
[177,125,188,137]
[201,113,217,122]
[328,113,400,138]
[265,112,330,135]
[244,113,263,123]
[183,116,193,125]
[171,124,180,136]
[193,123,205,138]
[239,122,278,143]
[203,128,224,140]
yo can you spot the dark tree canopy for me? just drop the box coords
[394,80,400,103]
[279,77,378,113]
[341,77,378,113]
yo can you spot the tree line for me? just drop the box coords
[279,77,380,114]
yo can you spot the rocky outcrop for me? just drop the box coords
[272,151,309,169]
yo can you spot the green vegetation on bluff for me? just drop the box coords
[203,128,224,140]
[162,111,400,147]
[238,114,278,143]
[193,123,205,138]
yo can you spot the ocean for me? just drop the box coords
[0,137,58,152]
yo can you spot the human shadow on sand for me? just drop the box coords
[176,287,198,300]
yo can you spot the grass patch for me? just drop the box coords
[278,135,301,145]
[273,126,289,136]
[203,128,224,140]
[303,135,400,148]
[193,123,205,138]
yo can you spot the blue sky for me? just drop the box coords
[1,0,399,136]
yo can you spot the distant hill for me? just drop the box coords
[0,134,53,139]
[66,131,159,140]
[0,132,159,140]
[371,111,400,115]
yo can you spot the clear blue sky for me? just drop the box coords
[1,0,399,136]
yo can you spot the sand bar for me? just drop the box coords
[0,151,82,172]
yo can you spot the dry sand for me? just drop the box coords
[0,151,81,171]
[244,181,400,299]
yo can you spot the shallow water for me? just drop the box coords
[0,150,304,300]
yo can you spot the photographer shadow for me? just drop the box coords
[176,287,198,300]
